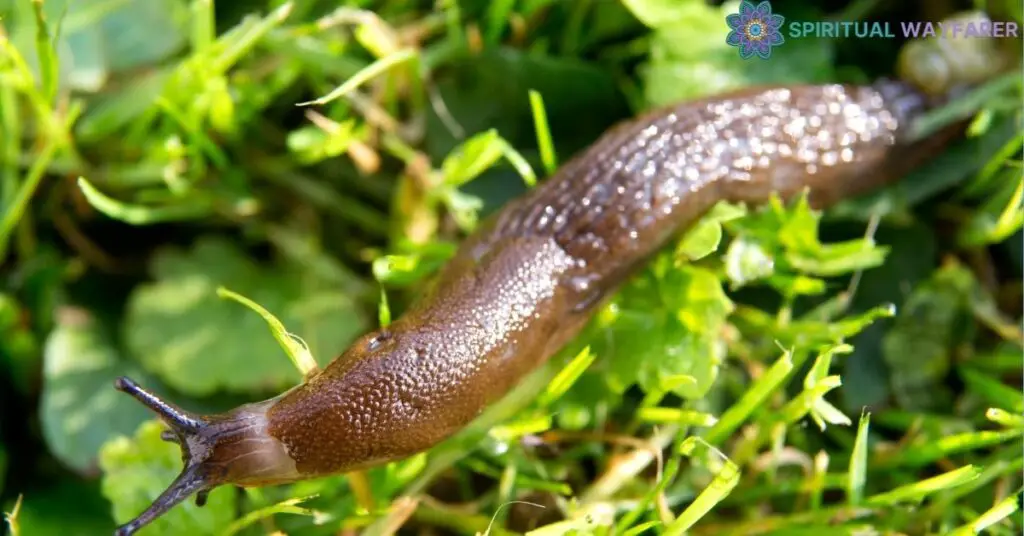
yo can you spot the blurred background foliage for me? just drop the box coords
[0,0,1022,535]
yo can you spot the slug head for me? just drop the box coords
[112,377,297,536]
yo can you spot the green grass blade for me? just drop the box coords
[876,429,1023,469]
[0,140,57,260]
[986,407,1024,429]
[865,465,981,506]
[191,0,215,53]
[948,487,1022,535]
[220,495,318,536]
[298,48,418,107]
[529,89,557,175]
[485,0,517,43]
[637,407,718,427]
[497,138,537,187]
[960,366,1024,413]
[30,0,58,102]
[848,411,870,505]
[3,494,21,536]
[76,177,214,225]
[704,350,795,445]
[213,1,294,73]
[536,346,594,405]
[217,286,319,376]
[664,457,740,534]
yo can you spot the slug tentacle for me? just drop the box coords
[113,377,301,536]
[113,377,218,536]
[115,377,203,434]
[111,463,208,536]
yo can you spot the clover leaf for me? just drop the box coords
[600,259,734,399]
[39,308,153,475]
[124,237,368,397]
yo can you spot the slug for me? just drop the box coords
[111,13,1009,536]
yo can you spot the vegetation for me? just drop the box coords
[1,0,1021,535]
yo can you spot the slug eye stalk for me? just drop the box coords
[112,377,218,536]
[111,377,297,536]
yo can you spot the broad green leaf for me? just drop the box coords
[124,237,368,396]
[601,261,733,399]
[99,421,233,535]
[640,1,834,106]
[8,0,188,92]
[882,263,976,411]
[777,195,889,277]
[676,200,747,261]
[441,129,506,187]
[722,192,889,296]
[39,309,153,474]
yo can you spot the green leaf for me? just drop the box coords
[640,1,834,106]
[720,193,889,300]
[957,170,1024,246]
[440,128,536,189]
[536,346,595,406]
[676,200,747,262]
[620,0,689,27]
[10,0,189,93]
[216,287,318,377]
[99,421,233,535]
[735,303,894,349]
[286,121,358,164]
[723,237,774,288]
[39,308,153,474]
[600,261,734,399]
[848,412,870,506]
[882,263,976,410]
[124,237,368,396]
[778,195,889,277]
[442,129,505,187]
[865,465,981,506]
[221,496,319,536]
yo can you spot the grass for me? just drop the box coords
[1,0,1022,535]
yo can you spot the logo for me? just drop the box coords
[726,0,785,59]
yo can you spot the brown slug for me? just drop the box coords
[111,13,1012,536]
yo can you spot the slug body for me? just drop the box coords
[266,81,951,474]
[112,17,1009,534]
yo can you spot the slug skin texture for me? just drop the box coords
[113,17,1013,531]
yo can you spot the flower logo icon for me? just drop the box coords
[726,0,785,59]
